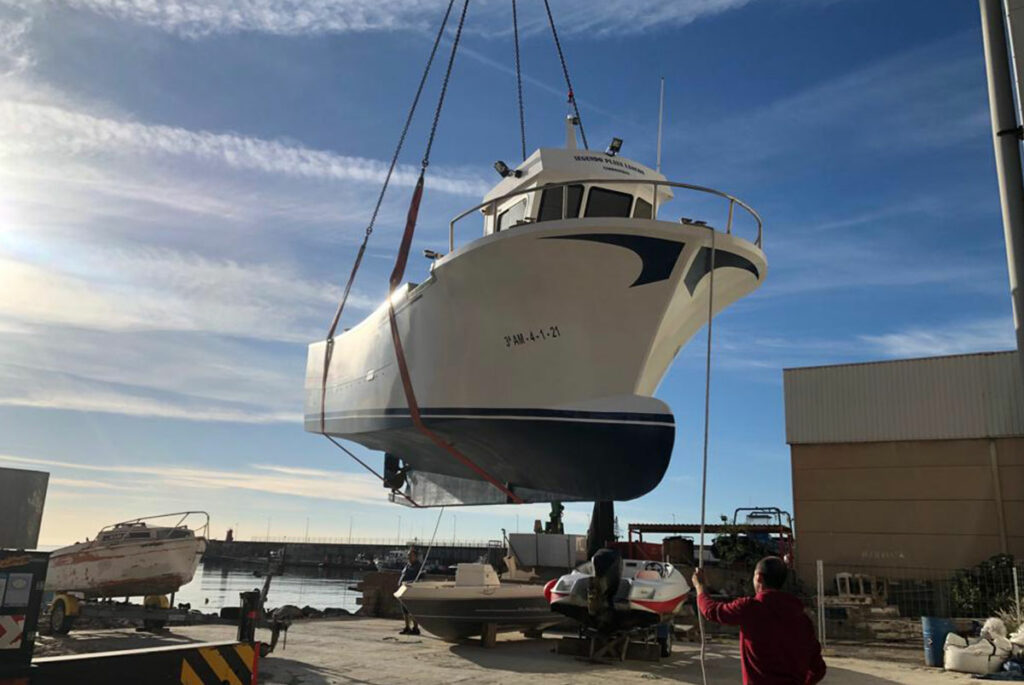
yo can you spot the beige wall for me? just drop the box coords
[792,437,1024,584]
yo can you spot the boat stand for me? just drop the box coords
[556,628,661,663]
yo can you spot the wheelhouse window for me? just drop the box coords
[632,197,653,219]
[585,187,634,218]
[168,529,190,539]
[537,184,583,222]
[128,532,151,539]
[496,198,528,232]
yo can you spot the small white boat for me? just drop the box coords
[395,563,561,642]
[307,117,765,506]
[549,550,690,633]
[45,512,208,597]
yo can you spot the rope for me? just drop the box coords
[324,436,420,508]
[542,0,588,150]
[696,228,717,685]
[318,0,456,434]
[412,506,446,583]
[421,0,470,169]
[512,0,526,161]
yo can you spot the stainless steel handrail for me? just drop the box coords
[448,178,763,252]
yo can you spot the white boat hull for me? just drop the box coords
[306,218,765,502]
[45,537,206,597]
[395,581,562,641]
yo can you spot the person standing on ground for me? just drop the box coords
[692,556,826,685]
[398,547,422,635]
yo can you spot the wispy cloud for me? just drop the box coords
[0,101,488,196]
[0,9,33,76]
[860,316,1015,358]
[0,453,385,504]
[30,0,755,38]
[0,244,361,342]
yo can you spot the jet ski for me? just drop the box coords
[547,548,691,633]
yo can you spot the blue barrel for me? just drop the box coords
[922,617,955,667]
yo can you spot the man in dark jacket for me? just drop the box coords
[692,556,826,685]
[398,548,422,635]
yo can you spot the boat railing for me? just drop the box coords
[99,511,210,539]
[447,178,763,253]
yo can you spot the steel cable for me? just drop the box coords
[512,0,527,161]
[319,0,456,434]
[542,0,588,150]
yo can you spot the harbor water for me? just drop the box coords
[172,562,366,614]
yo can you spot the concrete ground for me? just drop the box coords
[35,617,978,684]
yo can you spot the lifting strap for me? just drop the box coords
[543,0,588,150]
[386,0,524,505]
[512,0,527,161]
[319,0,457,434]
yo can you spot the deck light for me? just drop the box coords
[606,137,623,156]
[493,160,522,178]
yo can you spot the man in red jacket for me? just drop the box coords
[692,557,826,685]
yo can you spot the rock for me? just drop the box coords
[301,606,323,619]
[273,605,304,621]
[323,607,350,617]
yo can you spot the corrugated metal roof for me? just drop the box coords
[783,351,1024,443]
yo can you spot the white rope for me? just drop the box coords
[696,227,716,685]
[413,506,446,583]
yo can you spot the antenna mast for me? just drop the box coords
[656,77,665,173]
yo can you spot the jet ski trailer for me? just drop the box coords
[306,118,765,506]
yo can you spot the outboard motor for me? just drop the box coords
[586,547,622,625]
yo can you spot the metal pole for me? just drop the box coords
[816,559,826,648]
[1013,566,1021,622]
[981,0,1024,389]
[656,76,665,173]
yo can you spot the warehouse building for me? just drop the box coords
[783,351,1023,584]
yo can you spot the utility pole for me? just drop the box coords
[981,0,1024,389]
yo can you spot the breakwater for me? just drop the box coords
[203,539,503,568]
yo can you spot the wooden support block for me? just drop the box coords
[481,623,497,648]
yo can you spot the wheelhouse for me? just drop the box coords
[479,145,674,238]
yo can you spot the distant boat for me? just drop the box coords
[45,512,208,597]
[306,117,765,506]
[395,563,561,642]
[376,549,409,572]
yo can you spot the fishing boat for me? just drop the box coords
[548,549,690,634]
[395,563,562,642]
[45,512,208,597]
[306,117,765,506]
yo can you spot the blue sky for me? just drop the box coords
[0,0,1013,546]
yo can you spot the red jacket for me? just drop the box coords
[698,589,826,685]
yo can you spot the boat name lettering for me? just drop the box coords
[504,325,561,348]
[572,155,647,176]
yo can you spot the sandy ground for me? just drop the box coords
[34,618,978,684]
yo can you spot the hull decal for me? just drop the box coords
[542,234,685,287]
[684,247,760,294]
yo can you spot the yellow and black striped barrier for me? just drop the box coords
[32,640,259,684]
[180,642,258,685]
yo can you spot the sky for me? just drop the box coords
[0,0,1015,547]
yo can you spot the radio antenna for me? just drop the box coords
[656,76,665,173]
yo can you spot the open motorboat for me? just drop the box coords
[395,563,562,642]
[45,512,208,597]
[548,549,690,634]
[306,117,766,505]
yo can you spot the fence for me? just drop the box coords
[239,536,498,547]
[811,556,1023,645]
